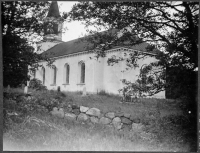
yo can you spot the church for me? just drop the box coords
[31,2,165,99]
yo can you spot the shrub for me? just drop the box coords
[29,78,47,91]
[3,88,68,132]
[98,90,111,97]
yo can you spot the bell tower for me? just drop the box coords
[43,1,63,41]
[37,1,64,54]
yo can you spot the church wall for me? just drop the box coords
[34,49,165,98]
[102,51,124,94]
[36,52,98,93]
[93,56,105,93]
[100,50,165,98]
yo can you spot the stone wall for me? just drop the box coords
[50,104,144,132]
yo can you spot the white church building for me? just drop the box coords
[31,2,165,98]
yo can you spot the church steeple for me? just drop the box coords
[47,1,60,18]
[43,1,63,41]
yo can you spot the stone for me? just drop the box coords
[112,117,122,130]
[99,113,104,119]
[66,107,72,113]
[59,108,64,112]
[52,107,58,111]
[86,108,101,117]
[124,113,131,119]
[50,107,65,118]
[90,116,99,124]
[72,109,80,116]
[82,87,86,96]
[121,117,132,125]
[80,106,89,113]
[132,123,144,132]
[65,113,77,121]
[99,117,111,125]
[130,115,135,121]
[68,104,72,108]
[122,124,132,131]
[115,112,124,117]
[130,117,140,123]
[24,86,28,94]
[105,112,115,119]
[77,113,89,122]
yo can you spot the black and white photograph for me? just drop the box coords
[2,1,198,151]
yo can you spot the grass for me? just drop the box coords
[62,91,183,118]
[3,111,190,151]
[3,88,197,151]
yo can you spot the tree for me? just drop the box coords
[2,1,54,87]
[66,1,198,100]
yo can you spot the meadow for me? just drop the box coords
[3,88,197,151]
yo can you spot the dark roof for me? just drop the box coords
[47,1,60,18]
[42,30,158,58]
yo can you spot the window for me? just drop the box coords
[78,61,85,84]
[64,63,70,84]
[42,67,45,85]
[52,66,57,85]
[81,63,85,83]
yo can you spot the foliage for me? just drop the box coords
[3,89,66,132]
[2,1,56,87]
[66,2,198,100]
[29,78,47,91]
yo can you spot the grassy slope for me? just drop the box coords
[3,88,196,151]
[3,111,190,151]
[62,91,183,118]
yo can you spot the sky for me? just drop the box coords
[58,1,88,42]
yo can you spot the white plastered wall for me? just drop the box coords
[34,48,165,98]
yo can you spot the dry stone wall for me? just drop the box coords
[50,104,144,131]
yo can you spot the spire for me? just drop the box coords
[47,1,60,18]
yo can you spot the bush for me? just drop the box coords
[29,78,47,91]
[3,88,68,132]
[98,90,111,97]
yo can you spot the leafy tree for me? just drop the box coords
[67,3,198,151]
[2,1,54,87]
[66,1,198,100]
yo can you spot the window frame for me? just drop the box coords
[80,62,85,84]
[63,63,70,84]
[51,65,57,86]
[78,61,85,85]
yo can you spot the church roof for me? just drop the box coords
[47,1,60,18]
[42,30,158,58]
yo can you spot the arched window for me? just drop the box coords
[42,67,45,85]
[79,62,85,84]
[81,63,85,83]
[52,66,57,85]
[64,63,70,84]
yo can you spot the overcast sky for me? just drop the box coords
[58,1,88,42]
